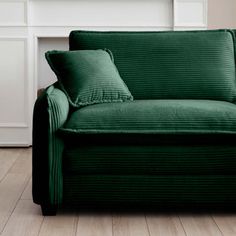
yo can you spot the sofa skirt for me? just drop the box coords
[63,144,236,175]
[63,174,236,209]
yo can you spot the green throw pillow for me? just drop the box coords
[45,49,133,107]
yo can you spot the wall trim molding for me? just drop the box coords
[28,0,173,28]
[0,37,28,129]
[174,0,207,28]
[0,0,28,26]
[0,142,31,147]
[0,123,28,128]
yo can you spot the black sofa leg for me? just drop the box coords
[41,204,57,216]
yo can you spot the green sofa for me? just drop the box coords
[33,30,236,215]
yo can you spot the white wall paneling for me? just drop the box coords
[174,0,207,29]
[37,37,69,88]
[0,129,31,147]
[0,0,208,146]
[0,38,28,127]
[0,0,28,26]
[0,37,30,146]
[29,0,173,27]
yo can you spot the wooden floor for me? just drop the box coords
[0,148,236,236]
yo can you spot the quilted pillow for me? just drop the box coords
[45,49,133,107]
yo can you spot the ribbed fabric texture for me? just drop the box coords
[60,100,236,134]
[70,30,236,101]
[63,175,236,207]
[63,145,236,175]
[33,84,69,205]
[45,49,133,108]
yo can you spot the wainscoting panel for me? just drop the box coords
[174,0,207,28]
[29,0,173,27]
[0,38,27,127]
[0,1,27,26]
[0,37,30,146]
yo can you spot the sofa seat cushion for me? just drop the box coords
[60,100,236,135]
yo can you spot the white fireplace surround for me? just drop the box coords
[0,0,207,146]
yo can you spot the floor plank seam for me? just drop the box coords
[20,177,32,200]
[19,175,32,200]
[111,212,114,236]
[37,216,46,236]
[144,214,151,236]
[0,152,20,184]
[73,213,79,236]
[0,174,31,234]
[178,215,188,236]
[36,215,45,236]
[211,215,224,236]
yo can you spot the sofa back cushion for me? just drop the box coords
[70,30,236,102]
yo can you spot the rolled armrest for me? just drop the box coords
[33,84,69,206]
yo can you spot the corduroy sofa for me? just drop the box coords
[33,30,236,215]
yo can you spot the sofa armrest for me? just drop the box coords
[33,84,69,206]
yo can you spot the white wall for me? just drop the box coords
[208,0,236,29]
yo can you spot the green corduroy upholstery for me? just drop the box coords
[60,100,236,134]
[63,175,236,208]
[63,144,236,175]
[33,30,236,213]
[45,49,133,108]
[70,30,236,102]
[33,84,69,205]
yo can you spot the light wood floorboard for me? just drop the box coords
[212,214,236,236]
[76,213,112,236]
[21,178,32,200]
[9,148,31,176]
[113,213,149,236]
[146,214,186,236]
[0,173,29,233]
[1,148,236,236]
[0,148,31,233]
[38,210,77,236]
[1,200,43,236]
[179,214,222,236]
[0,149,19,182]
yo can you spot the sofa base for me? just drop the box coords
[41,204,57,216]
[63,174,236,209]
[60,202,236,213]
